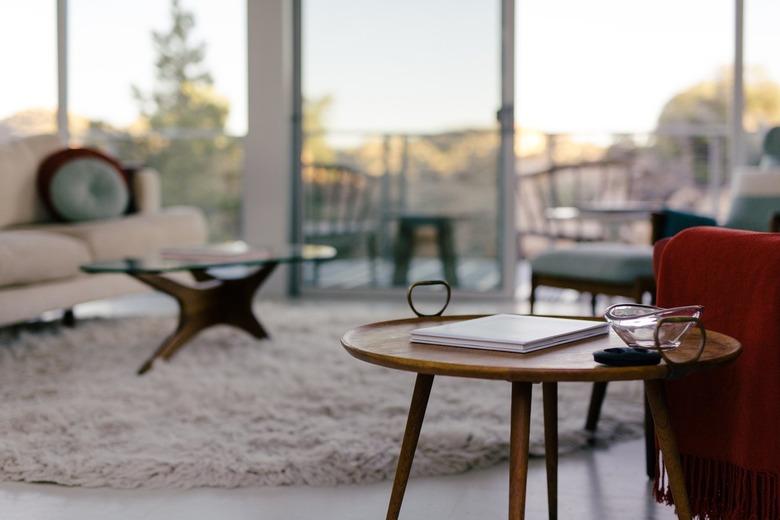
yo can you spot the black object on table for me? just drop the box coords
[594,347,662,366]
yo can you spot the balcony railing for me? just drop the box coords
[70,124,745,289]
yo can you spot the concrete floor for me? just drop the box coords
[0,438,674,520]
[0,291,674,520]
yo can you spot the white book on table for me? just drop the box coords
[410,314,609,354]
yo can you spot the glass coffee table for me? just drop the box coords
[82,244,335,374]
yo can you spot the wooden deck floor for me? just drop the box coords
[303,257,503,291]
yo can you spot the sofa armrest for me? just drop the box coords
[128,167,162,214]
[651,209,718,243]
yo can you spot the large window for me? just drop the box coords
[301,0,505,292]
[69,0,247,240]
[515,0,734,254]
[744,0,780,162]
[0,1,58,142]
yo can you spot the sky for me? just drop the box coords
[2,0,779,136]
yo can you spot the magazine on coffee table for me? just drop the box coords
[410,314,609,353]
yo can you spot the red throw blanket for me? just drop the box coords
[654,227,780,519]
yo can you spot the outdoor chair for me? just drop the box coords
[517,157,635,248]
[302,163,379,285]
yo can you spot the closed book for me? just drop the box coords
[410,314,608,353]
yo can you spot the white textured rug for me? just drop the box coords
[0,303,644,489]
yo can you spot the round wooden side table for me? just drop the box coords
[341,315,741,520]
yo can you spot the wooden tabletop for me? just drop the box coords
[341,315,741,383]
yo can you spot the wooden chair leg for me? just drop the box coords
[367,233,378,286]
[386,374,434,520]
[645,395,656,479]
[392,221,414,286]
[436,219,458,287]
[543,382,558,520]
[62,308,76,327]
[584,381,608,435]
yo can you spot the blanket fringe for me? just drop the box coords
[655,453,780,519]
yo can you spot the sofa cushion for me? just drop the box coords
[38,148,130,222]
[0,230,91,286]
[15,206,208,262]
[531,243,654,284]
[0,134,63,227]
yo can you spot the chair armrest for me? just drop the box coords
[126,167,162,214]
[651,209,718,243]
[650,212,666,244]
[771,212,780,233]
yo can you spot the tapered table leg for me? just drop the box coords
[584,381,608,434]
[509,382,533,520]
[645,380,692,520]
[543,382,558,520]
[386,373,434,520]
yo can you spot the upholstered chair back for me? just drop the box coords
[724,169,780,231]
[760,126,780,168]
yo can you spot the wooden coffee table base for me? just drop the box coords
[386,376,692,520]
[132,262,278,375]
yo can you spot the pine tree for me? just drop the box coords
[132,0,240,240]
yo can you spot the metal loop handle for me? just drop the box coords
[407,280,452,318]
[653,316,707,370]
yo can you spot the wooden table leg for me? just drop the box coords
[132,262,278,374]
[543,382,558,520]
[386,373,434,520]
[645,380,692,520]
[584,381,608,434]
[509,382,533,520]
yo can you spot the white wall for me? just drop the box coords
[243,0,294,294]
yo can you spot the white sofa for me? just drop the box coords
[0,134,208,326]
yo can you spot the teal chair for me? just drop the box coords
[760,126,780,169]
[530,167,780,477]
[531,167,780,313]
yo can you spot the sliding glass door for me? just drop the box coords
[298,0,510,293]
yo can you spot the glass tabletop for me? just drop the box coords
[81,243,336,274]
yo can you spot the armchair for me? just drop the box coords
[301,163,379,285]
[530,167,780,478]
[652,227,780,518]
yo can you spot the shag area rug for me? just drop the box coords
[0,303,644,489]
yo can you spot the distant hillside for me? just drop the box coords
[0,108,92,143]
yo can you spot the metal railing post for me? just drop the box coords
[379,134,393,260]
[399,135,409,212]
[708,135,724,218]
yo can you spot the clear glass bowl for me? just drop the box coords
[604,304,703,349]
